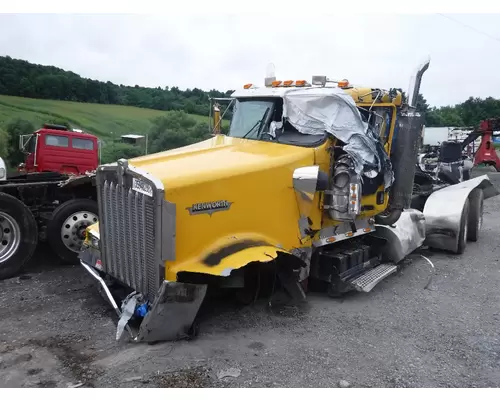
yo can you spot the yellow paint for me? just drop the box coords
[84,222,99,245]
[129,135,315,281]
[85,85,403,282]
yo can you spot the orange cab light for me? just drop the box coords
[283,80,294,86]
[363,228,372,233]
[271,80,283,87]
[243,83,252,89]
[295,80,306,87]
[326,237,336,243]
[338,79,349,88]
[345,232,354,237]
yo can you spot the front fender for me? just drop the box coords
[166,234,294,281]
[423,174,499,252]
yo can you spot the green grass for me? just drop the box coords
[0,94,216,140]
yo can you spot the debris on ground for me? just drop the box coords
[123,376,143,383]
[217,367,241,380]
[339,379,351,388]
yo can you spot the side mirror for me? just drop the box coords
[19,134,33,154]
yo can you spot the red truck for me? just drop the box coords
[19,124,99,174]
[0,124,99,279]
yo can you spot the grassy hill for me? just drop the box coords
[0,94,215,140]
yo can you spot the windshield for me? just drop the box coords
[228,99,274,139]
[227,98,327,147]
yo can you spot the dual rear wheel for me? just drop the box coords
[0,195,98,280]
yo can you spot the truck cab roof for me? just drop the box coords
[231,80,403,106]
[34,127,97,140]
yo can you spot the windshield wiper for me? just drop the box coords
[241,120,260,139]
[242,107,271,139]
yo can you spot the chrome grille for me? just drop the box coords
[97,167,160,301]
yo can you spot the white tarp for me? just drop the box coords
[282,87,394,188]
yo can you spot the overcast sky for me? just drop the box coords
[0,13,499,107]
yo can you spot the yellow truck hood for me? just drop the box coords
[96,135,322,282]
[128,135,315,189]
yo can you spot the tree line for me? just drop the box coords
[0,56,231,118]
[2,55,500,128]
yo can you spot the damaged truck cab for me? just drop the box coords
[80,61,499,342]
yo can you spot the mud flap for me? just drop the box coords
[136,281,207,343]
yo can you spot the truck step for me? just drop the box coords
[348,263,398,293]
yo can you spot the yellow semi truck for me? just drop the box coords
[79,60,498,342]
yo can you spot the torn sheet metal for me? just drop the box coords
[283,87,394,188]
[116,293,138,340]
[136,280,207,342]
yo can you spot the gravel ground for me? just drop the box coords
[1,169,500,388]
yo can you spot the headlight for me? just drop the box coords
[0,167,5,179]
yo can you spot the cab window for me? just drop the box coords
[45,134,69,147]
[72,137,94,150]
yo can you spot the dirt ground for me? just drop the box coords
[1,170,500,388]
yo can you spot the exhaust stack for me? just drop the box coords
[376,59,430,226]
[407,57,430,109]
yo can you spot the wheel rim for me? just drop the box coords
[0,211,21,264]
[60,211,98,253]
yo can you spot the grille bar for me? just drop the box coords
[97,168,160,301]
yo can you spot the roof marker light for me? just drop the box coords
[243,83,253,89]
[338,79,349,88]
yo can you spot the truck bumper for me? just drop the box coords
[79,247,207,343]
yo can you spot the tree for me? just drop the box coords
[0,128,8,160]
[101,142,144,164]
[148,111,211,154]
[0,55,231,116]
[5,118,35,167]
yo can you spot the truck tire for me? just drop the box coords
[47,198,98,264]
[467,188,484,242]
[456,199,470,255]
[0,193,38,280]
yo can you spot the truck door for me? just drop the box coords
[39,133,73,174]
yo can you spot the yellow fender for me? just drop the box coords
[166,234,293,281]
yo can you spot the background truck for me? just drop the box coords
[77,60,498,343]
[0,124,98,279]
